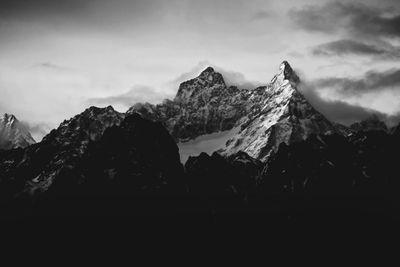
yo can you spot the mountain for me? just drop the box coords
[0,113,35,150]
[183,126,400,218]
[129,61,337,162]
[127,66,250,142]
[0,61,400,223]
[0,106,186,216]
[219,61,336,161]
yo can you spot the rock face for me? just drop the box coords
[129,61,337,162]
[127,66,251,142]
[0,113,35,150]
[0,107,184,216]
[220,61,336,161]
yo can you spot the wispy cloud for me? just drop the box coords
[290,1,400,62]
[298,81,391,126]
[87,85,173,110]
[312,39,400,60]
[19,121,53,142]
[290,1,400,38]
[312,69,400,96]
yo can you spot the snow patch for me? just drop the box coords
[178,127,240,163]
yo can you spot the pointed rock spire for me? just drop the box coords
[271,61,300,86]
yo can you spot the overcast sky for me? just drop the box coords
[1,0,400,140]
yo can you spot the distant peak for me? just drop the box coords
[1,113,17,124]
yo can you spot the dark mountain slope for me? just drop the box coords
[0,108,185,217]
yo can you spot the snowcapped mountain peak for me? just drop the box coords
[0,113,35,150]
[1,113,17,126]
[219,61,335,161]
[129,61,336,162]
[271,60,300,87]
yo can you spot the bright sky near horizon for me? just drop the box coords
[1,0,400,140]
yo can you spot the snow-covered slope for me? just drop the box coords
[219,61,336,161]
[129,61,337,162]
[0,113,36,150]
[178,127,241,163]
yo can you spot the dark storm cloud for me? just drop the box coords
[298,82,391,126]
[313,69,400,95]
[312,39,400,59]
[88,85,173,109]
[289,1,400,38]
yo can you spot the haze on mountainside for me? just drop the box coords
[0,0,400,143]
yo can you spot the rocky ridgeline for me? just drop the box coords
[0,61,398,219]
[129,61,337,161]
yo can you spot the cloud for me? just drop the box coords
[289,1,400,38]
[87,85,173,110]
[215,67,263,89]
[312,68,400,96]
[290,2,400,62]
[312,39,400,60]
[19,121,53,142]
[298,81,390,126]
[169,61,211,87]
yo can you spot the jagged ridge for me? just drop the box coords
[129,61,337,162]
